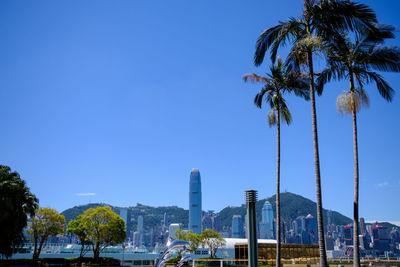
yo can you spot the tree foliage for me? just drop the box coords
[67,215,90,259]
[0,165,38,258]
[199,229,226,258]
[173,229,201,253]
[28,207,65,261]
[80,206,126,261]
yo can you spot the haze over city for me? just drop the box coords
[0,0,399,224]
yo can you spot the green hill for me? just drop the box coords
[219,192,352,227]
[62,192,397,234]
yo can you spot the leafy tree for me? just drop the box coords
[67,215,90,260]
[81,206,126,261]
[316,25,400,267]
[0,165,38,258]
[244,57,308,267]
[253,1,377,265]
[28,207,65,261]
[199,229,226,258]
[173,229,201,252]
[173,228,186,240]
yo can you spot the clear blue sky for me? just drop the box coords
[0,0,399,223]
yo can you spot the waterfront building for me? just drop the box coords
[295,216,306,235]
[189,168,202,234]
[169,223,182,239]
[138,215,144,232]
[212,214,221,232]
[232,215,244,238]
[259,201,274,239]
[120,208,128,226]
[372,225,390,254]
[360,217,366,235]
[343,225,353,246]
[305,214,318,244]
[202,214,212,231]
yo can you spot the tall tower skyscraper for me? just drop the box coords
[189,168,202,234]
[260,201,274,239]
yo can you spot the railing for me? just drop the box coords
[119,258,400,267]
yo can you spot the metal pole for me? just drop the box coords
[246,190,258,267]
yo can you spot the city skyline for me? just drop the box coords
[0,0,399,223]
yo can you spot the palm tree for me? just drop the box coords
[253,1,377,265]
[244,57,309,267]
[316,25,400,267]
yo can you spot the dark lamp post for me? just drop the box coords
[246,190,258,267]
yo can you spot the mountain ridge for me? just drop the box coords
[61,192,396,232]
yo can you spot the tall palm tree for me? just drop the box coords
[316,25,400,267]
[244,57,309,267]
[253,1,377,265]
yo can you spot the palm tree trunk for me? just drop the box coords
[276,108,281,267]
[304,1,327,264]
[352,105,360,267]
[307,48,328,267]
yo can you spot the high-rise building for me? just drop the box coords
[344,225,353,245]
[120,208,128,227]
[232,215,244,238]
[372,226,390,254]
[162,212,168,228]
[202,213,212,231]
[189,168,202,234]
[327,210,334,225]
[259,201,274,239]
[305,214,318,244]
[212,214,221,232]
[137,215,144,232]
[169,223,183,239]
[360,217,366,235]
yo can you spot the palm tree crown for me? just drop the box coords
[317,25,400,105]
[244,57,309,120]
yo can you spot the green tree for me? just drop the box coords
[199,229,226,258]
[174,228,187,240]
[316,25,400,267]
[173,229,201,252]
[0,165,38,258]
[81,206,126,261]
[253,1,377,265]
[67,215,90,260]
[244,57,309,267]
[28,207,65,261]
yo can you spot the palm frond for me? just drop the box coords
[253,86,273,109]
[243,73,269,83]
[358,24,395,46]
[315,66,347,95]
[313,0,377,36]
[254,18,302,66]
[363,46,400,72]
[267,109,277,127]
[363,71,394,101]
[280,106,292,125]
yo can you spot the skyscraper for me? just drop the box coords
[137,215,144,232]
[189,168,202,234]
[212,214,221,232]
[260,201,274,239]
[305,214,318,244]
[232,215,244,238]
